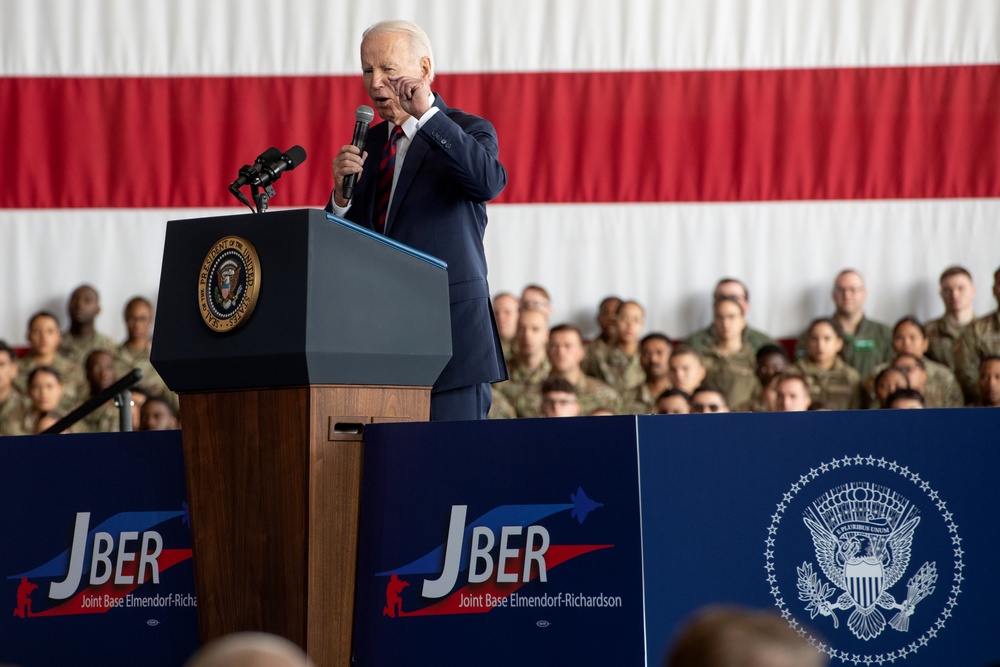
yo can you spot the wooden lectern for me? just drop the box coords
[150,209,452,666]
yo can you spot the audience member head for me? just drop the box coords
[938,266,976,320]
[640,333,673,383]
[124,296,154,346]
[140,396,179,431]
[520,284,552,317]
[668,344,707,396]
[994,265,1000,308]
[804,317,845,369]
[978,355,1000,407]
[515,308,549,363]
[891,316,929,359]
[655,388,692,415]
[755,344,789,387]
[874,367,910,409]
[774,373,812,412]
[886,388,925,409]
[0,341,18,397]
[712,296,746,347]
[614,300,646,352]
[183,631,314,667]
[891,353,927,395]
[663,604,827,667]
[540,377,580,417]
[28,366,64,415]
[832,269,867,320]
[597,296,623,342]
[68,283,102,329]
[713,278,751,313]
[85,349,117,395]
[492,292,520,343]
[26,311,62,358]
[690,383,730,414]
[547,324,586,377]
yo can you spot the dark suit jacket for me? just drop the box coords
[327,95,509,392]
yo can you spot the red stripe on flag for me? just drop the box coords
[4,65,998,209]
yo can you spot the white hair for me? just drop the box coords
[362,20,435,82]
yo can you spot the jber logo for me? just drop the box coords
[9,509,194,618]
[377,487,611,617]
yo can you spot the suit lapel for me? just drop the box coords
[384,95,449,236]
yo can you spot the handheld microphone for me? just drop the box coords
[229,147,282,192]
[342,105,375,200]
[251,145,307,187]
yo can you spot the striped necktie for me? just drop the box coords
[374,124,404,233]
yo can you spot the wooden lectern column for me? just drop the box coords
[180,385,430,667]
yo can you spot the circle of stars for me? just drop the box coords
[763,454,963,665]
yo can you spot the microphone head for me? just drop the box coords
[356,105,375,124]
[256,147,282,164]
[284,145,307,169]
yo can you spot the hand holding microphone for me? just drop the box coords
[333,105,374,206]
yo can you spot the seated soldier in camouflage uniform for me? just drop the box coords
[491,292,520,364]
[976,355,1000,408]
[863,317,963,408]
[81,349,123,433]
[668,344,707,398]
[687,278,778,355]
[694,296,758,411]
[773,372,813,412]
[690,382,731,414]
[494,307,550,405]
[796,269,893,381]
[655,388,692,415]
[58,284,117,367]
[539,377,581,418]
[794,317,862,410]
[959,266,1000,404]
[0,341,30,436]
[621,333,673,414]
[925,266,978,401]
[117,296,178,413]
[873,366,910,409]
[515,324,619,418]
[886,388,926,409]
[583,300,646,397]
[15,311,86,411]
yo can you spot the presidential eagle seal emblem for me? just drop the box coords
[198,235,260,332]
[765,455,963,665]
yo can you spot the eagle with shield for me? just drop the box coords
[797,482,938,641]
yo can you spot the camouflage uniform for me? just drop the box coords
[15,354,87,411]
[58,330,117,367]
[687,326,778,356]
[700,344,759,411]
[619,382,667,415]
[796,317,893,381]
[493,357,551,404]
[117,342,180,413]
[486,387,517,419]
[794,357,862,410]
[81,399,122,433]
[0,390,30,436]
[925,316,977,404]
[864,358,964,409]
[956,311,1000,405]
[514,374,621,418]
[583,345,644,397]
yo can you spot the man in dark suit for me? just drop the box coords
[328,20,508,421]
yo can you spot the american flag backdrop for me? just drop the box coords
[2,0,999,344]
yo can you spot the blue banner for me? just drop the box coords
[0,431,199,666]
[354,417,646,665]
